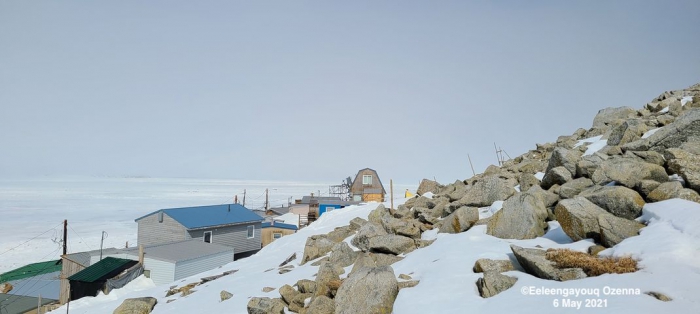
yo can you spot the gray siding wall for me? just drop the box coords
[144,257,176,286]
[188,222,261,254]
[174,251,234,282]
[137,213,189,247]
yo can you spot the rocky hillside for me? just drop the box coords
[56,83,700,314]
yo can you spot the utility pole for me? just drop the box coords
[99,231,107,261]
[390,179,394,211]
[265,188,269,210]
[242,189,246,207]
[63,220,68,256]
[234,195,238,204]
[467,154,476,177]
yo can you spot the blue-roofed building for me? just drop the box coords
[135,204,263,260]
[260,221,297,247]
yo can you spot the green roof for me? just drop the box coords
[0,260,62,284]
[68,257,137,283]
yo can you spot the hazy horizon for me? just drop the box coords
[2,1,699,184]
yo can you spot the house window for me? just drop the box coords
[247,225,254,238]
[204,231,212,243]
[362,175,372,185]
[273,232,282,240]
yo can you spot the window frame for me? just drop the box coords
[247,225,254,238]
[203,231,212,243]
[362,175,373,185]
[273,232,282,240]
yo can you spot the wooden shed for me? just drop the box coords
[349,168,386,202]
[261,222,297,247]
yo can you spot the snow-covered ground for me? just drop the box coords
[0,177,415,274]
[47,196,700,314]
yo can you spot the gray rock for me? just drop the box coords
[554,197,607,243]
[279,284,299,305]
[510,245,587,281]
[576,153,608,178]
[541,166,573,190]
[645,291,673,302]
[458,175,516,207]
[398,274,412,280]
[447,185,469,202]
[591,158,668,188]
[413,196,436,209]
[368,204,390,225]
[392,204,412,219]
[519,173,541,192]
[315,262,340,298]
[647,181,684,202]
[592,107,638,128]
[307,295,335,314]
[368,234,416,255]
[472,259,515,273]
[558,178,594,199]
[262,287,276,293]
[598,214,644,247]
[636,180,662,198]
[334,266,399,314]
[417,179,442,195]
[579,186,646,220]
[607,120,647,146]
[547,147,581,176]
[486,189,549,239]
[247,297,285,314]
[302,235,336,264]
[296,279,317,294]
[627,151,665,166]
[666,149,700,193]
[220,290,233,302]
[398,280,420,290]
[623,109,700,152]
[395,221,422,239]
[351,222,388,252]
[327,225,355,243]
[477,272,518,298]
[349,217,368,231]
[113,297,157,314]
[329,242,358,268]
[437,206,479,233]
[350,252,403,275]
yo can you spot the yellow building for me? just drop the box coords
[261,221,297,247]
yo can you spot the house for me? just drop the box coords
[349,168,386,202]
[135,203,263,260]
[0,260,62,312]
[261,222,297,247]
[67,257,139,301]
[0,293,57,314]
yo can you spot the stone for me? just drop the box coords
[510,245,587,281]
[398,280,420,290]
[437,206,479,234]
[350,252,404,275]
[519,173,540,192]
[588,245,606,256]
[472,259,514,273]
[329,242,358,268]
[447,185,468,202]
[628,151,665,166]
[247,297,285,314]
[592,107,638,128]
[636,180,662,198]
[547,147,582,176]
[327,226,355,243]
[392,204,412,219]
[113,297,158,314]
[647,181,684,202]
[334,266,399,314]
[412,196,436,209]
[349,217,368,231]
[0,283,12,294]
[398,274,412,280]
[645,291,673,302]
[554,197,608,243]
[576,153,608,178]
[591,158,668,189]
[486,189,549,239]
[279,284,299,305]
[417,179,442,195]
[351,222,388,252]
[301,235,336,264]
[541,166,573,190]
[368,234,416,255]
[623,109,700,152]
[220,290,233,302]
[368,204,390,225]
[315,262,340,298]
[579,186,646,220]
[296,279,317,294]
[262,287,276,293]
[666,150,700,193]
[558,178,594,199]
[289,293,312,313]
[310,257,329,266]
[607,120,647,146]
[395,221,422,239]
[458,175,516,207]
[476,272,518,298]
[598,214,644,247]
[306,295,335,314]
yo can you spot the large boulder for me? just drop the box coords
[576,153,608,178]
[307,295,335,314]
[368,234,416,255]
[541,166,573,190]
[555,197,607,243]
[607,119,648,146]
[558,178,594,199]
[279,284,299,305]
[350,252,404,275]
[510,245,587,281]
[666,149,700,193]
[486,189,549,239]
[546,148,581,176]
[592,107,638,128]
[315,262,341,298]
[302,235,336,264]
[327,226,356,243]
[472,259,515,273]
[476,272,518,298]
[334,266,399,314]
[623,108,700,152]
[417,179,442,195]
[579,186,646,220]
[458,175,516,207]
[591,158,668,189]
[351,222,388,252]
[113,297,157,314]
[329,242,358,268]
[247,297,286,314]
[519,173,541,192]
[598,214,644,247]
[437,206,479,234]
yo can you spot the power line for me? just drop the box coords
[0,222,63,257]
[68,225,93,252]
[0,246,61,312]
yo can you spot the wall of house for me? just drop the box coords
[187,222,261,254]
[174,251,234,282]
[59,255,89,304]
[137,213,189,247]
[261,227,296,247]
[362,193,384,202]
[143,257,176,286]
[350,169,385,198]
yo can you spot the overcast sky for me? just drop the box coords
[1,1,698,184]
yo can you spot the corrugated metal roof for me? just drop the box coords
[300,196,342,204]
[261,222,298,231]
[122,240,233,264]
[68,257,137,283]
[0,260,61,284]
[135,204,262,230]
[0,293,57,314]
[7,271,60,299]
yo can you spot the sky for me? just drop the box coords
[1,0,699,184]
